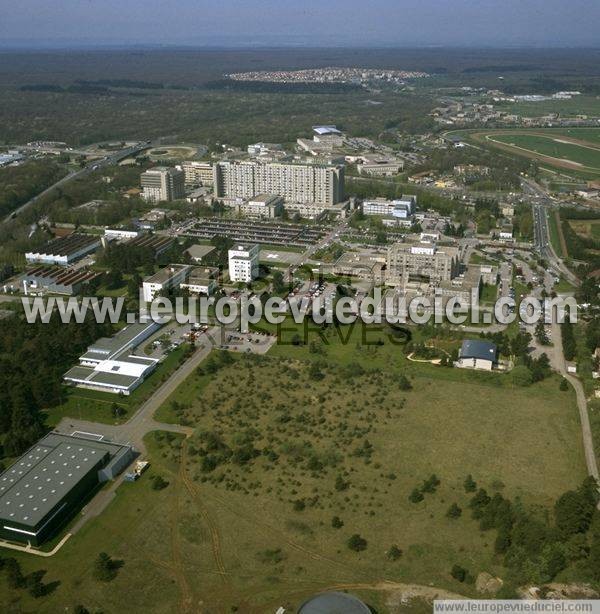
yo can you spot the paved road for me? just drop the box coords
[3,143,149,225]
[548,319,599,481]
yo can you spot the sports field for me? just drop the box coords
[1,324,586,613]
[468,129,600,177]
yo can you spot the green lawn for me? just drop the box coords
[491,134,600,170]
[1,322,588,612]
[548,209,566,258]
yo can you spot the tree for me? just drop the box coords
[93,552,120,582]
[464,474,477,492]
[398,375,412,390]
[554,478,598,537]
[387,545,403,560]
[451,564,467,582]
[559,378,569,391]
[409,488,424,503]
[331,516,344,529]
[151,475,169,491]
[447,503,462,519]
[347,534,367,552]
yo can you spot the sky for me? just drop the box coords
[0,0,598,49]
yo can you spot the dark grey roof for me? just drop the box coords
[0,433,131,530]
[298,591,370,614]
[461,339,498,362]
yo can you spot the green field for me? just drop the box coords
[0,322,590,612]
[490,134,600,170]
[500,96,600,118]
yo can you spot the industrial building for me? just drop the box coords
[63,321,162,395]
[142,264,192,303]
[228,244,260,283]
[457,339,498,371]
[0,432,135,545]
[25,233,102,266]
[127,233,174,256]
[213,159,345,207]
[21,266,100,296]
[141,166,185,202]
[234,193,284,218]
[181,161,214,186]
[386,240,460,286]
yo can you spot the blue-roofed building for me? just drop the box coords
[457,339,498,371]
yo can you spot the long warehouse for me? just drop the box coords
[0,432,135,546]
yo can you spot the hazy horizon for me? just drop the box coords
[1,0,599,49]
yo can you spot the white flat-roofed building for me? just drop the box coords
[362,195,416,218]
[104,228,140,241]
[228,244,259,283]
[64,321,162,395]
[235,193,284,218]
[180,266,219,295]
[142,264,192,303]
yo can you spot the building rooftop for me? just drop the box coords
[0,433,131,530]
[184,244,215,261]
[80,321,161,363]
[460,339,498,362]
[27,233,100,257]
[144,264,190,285]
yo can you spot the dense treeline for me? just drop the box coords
[463,477,600,588]
[0,160,66,218]
[0,313,112,459]
[560,208,600,268]
[205,80,362,95]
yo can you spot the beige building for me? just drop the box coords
[386,240,460,286]
[181,161,214,186]
[235,194,283,218]
[213,159,345,207]
[141,167,185,202]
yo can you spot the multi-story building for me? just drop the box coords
[386,240,460,286]
[179,266,219,296]
[141,167,185,202]
[181,161,214,186]
[235,193,284,218]
[228,244,260,283]
[363,195,416,218]
[214,159,344,207]
[142,264,192,302]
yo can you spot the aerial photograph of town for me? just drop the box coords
[1,1,600,612]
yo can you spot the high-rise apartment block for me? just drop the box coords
[141,167,185,202]
[213,160,344,206]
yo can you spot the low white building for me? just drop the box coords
[180,266,219,295]
[104,228,140,241]
[63,321,162,395]
[235,193,284,218]
[142,264,191,302]
[228,244,259,283]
